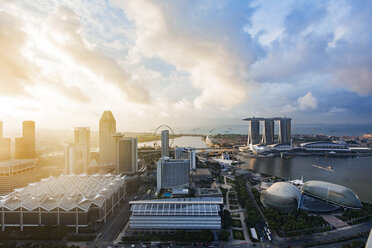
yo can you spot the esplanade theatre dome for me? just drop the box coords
[302,181,362,209]
[260,182,301,212]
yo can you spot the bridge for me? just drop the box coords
[138,147,236,153]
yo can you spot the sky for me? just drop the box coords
[1,0,372,134]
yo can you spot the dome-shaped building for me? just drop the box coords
[260,182,301,212]
[302,181,362,209]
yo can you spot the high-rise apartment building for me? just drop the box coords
[161,130,169,157]
[156,157,190,193]
[0,121,11,161]
[115,136,138,174]
[15,121,35,159]
[99,111,116,166]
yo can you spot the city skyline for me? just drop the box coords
[1,0,372,132]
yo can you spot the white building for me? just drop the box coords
[0,174,125,233]
[156,157,189,193]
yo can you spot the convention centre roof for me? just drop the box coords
[0,174,125,212]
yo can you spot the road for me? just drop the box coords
[89,185,148,248]
[276,220,372,247]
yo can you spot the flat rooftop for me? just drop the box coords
[130,197,223,205]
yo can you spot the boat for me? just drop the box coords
[312,164,334,172]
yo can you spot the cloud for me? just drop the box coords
[46,5,150,104]
[246,0,372,97]
[326,107,346,114]
[55,83,91,103]
[281,92,317,112]
[0,11,36,96]
[297,92,317,110]
[114,0,250,109]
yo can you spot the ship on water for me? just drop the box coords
[312,164,334,172]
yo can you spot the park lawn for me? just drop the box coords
[232,230,245,240]
[232,219,242,228]
[230,205,239,210]
[229,199,238,205]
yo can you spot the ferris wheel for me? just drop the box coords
[153,124,175,147]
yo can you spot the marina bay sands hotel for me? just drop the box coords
[243,117,291,145]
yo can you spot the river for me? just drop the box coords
[236,155,372,204]
[140,135,372,203]
[139,135,208,148]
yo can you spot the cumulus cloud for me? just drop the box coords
[297,92,317,110]
[246,0,372,97]
[281,92,317,112]
[114,0,250,109]
[0,11,36,95]
[46,6,150,103]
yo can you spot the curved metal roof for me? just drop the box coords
[260,182,301,212]
[302,180,361,208]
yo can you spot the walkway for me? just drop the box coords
[223,176,252,245]
[321,214,349,229]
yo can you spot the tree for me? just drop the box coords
[222,209,232,228]
[217,230,230,241]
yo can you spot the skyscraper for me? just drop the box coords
[175,147,188,159]
[99,111,116,166]
[278,117,291,144]
[65,127,90,174]
[262,118,274,145]
[75,127,90,172]
[115,137,138,174]
[65,144,88,174]
[161,130,169,157]
[157,157,190,193]
[247,118,260,145]
[0,121,11,161]
[15,121,35,159]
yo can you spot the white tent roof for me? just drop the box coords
[0,174,125,212]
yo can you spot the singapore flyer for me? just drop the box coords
[153,124,175,147]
